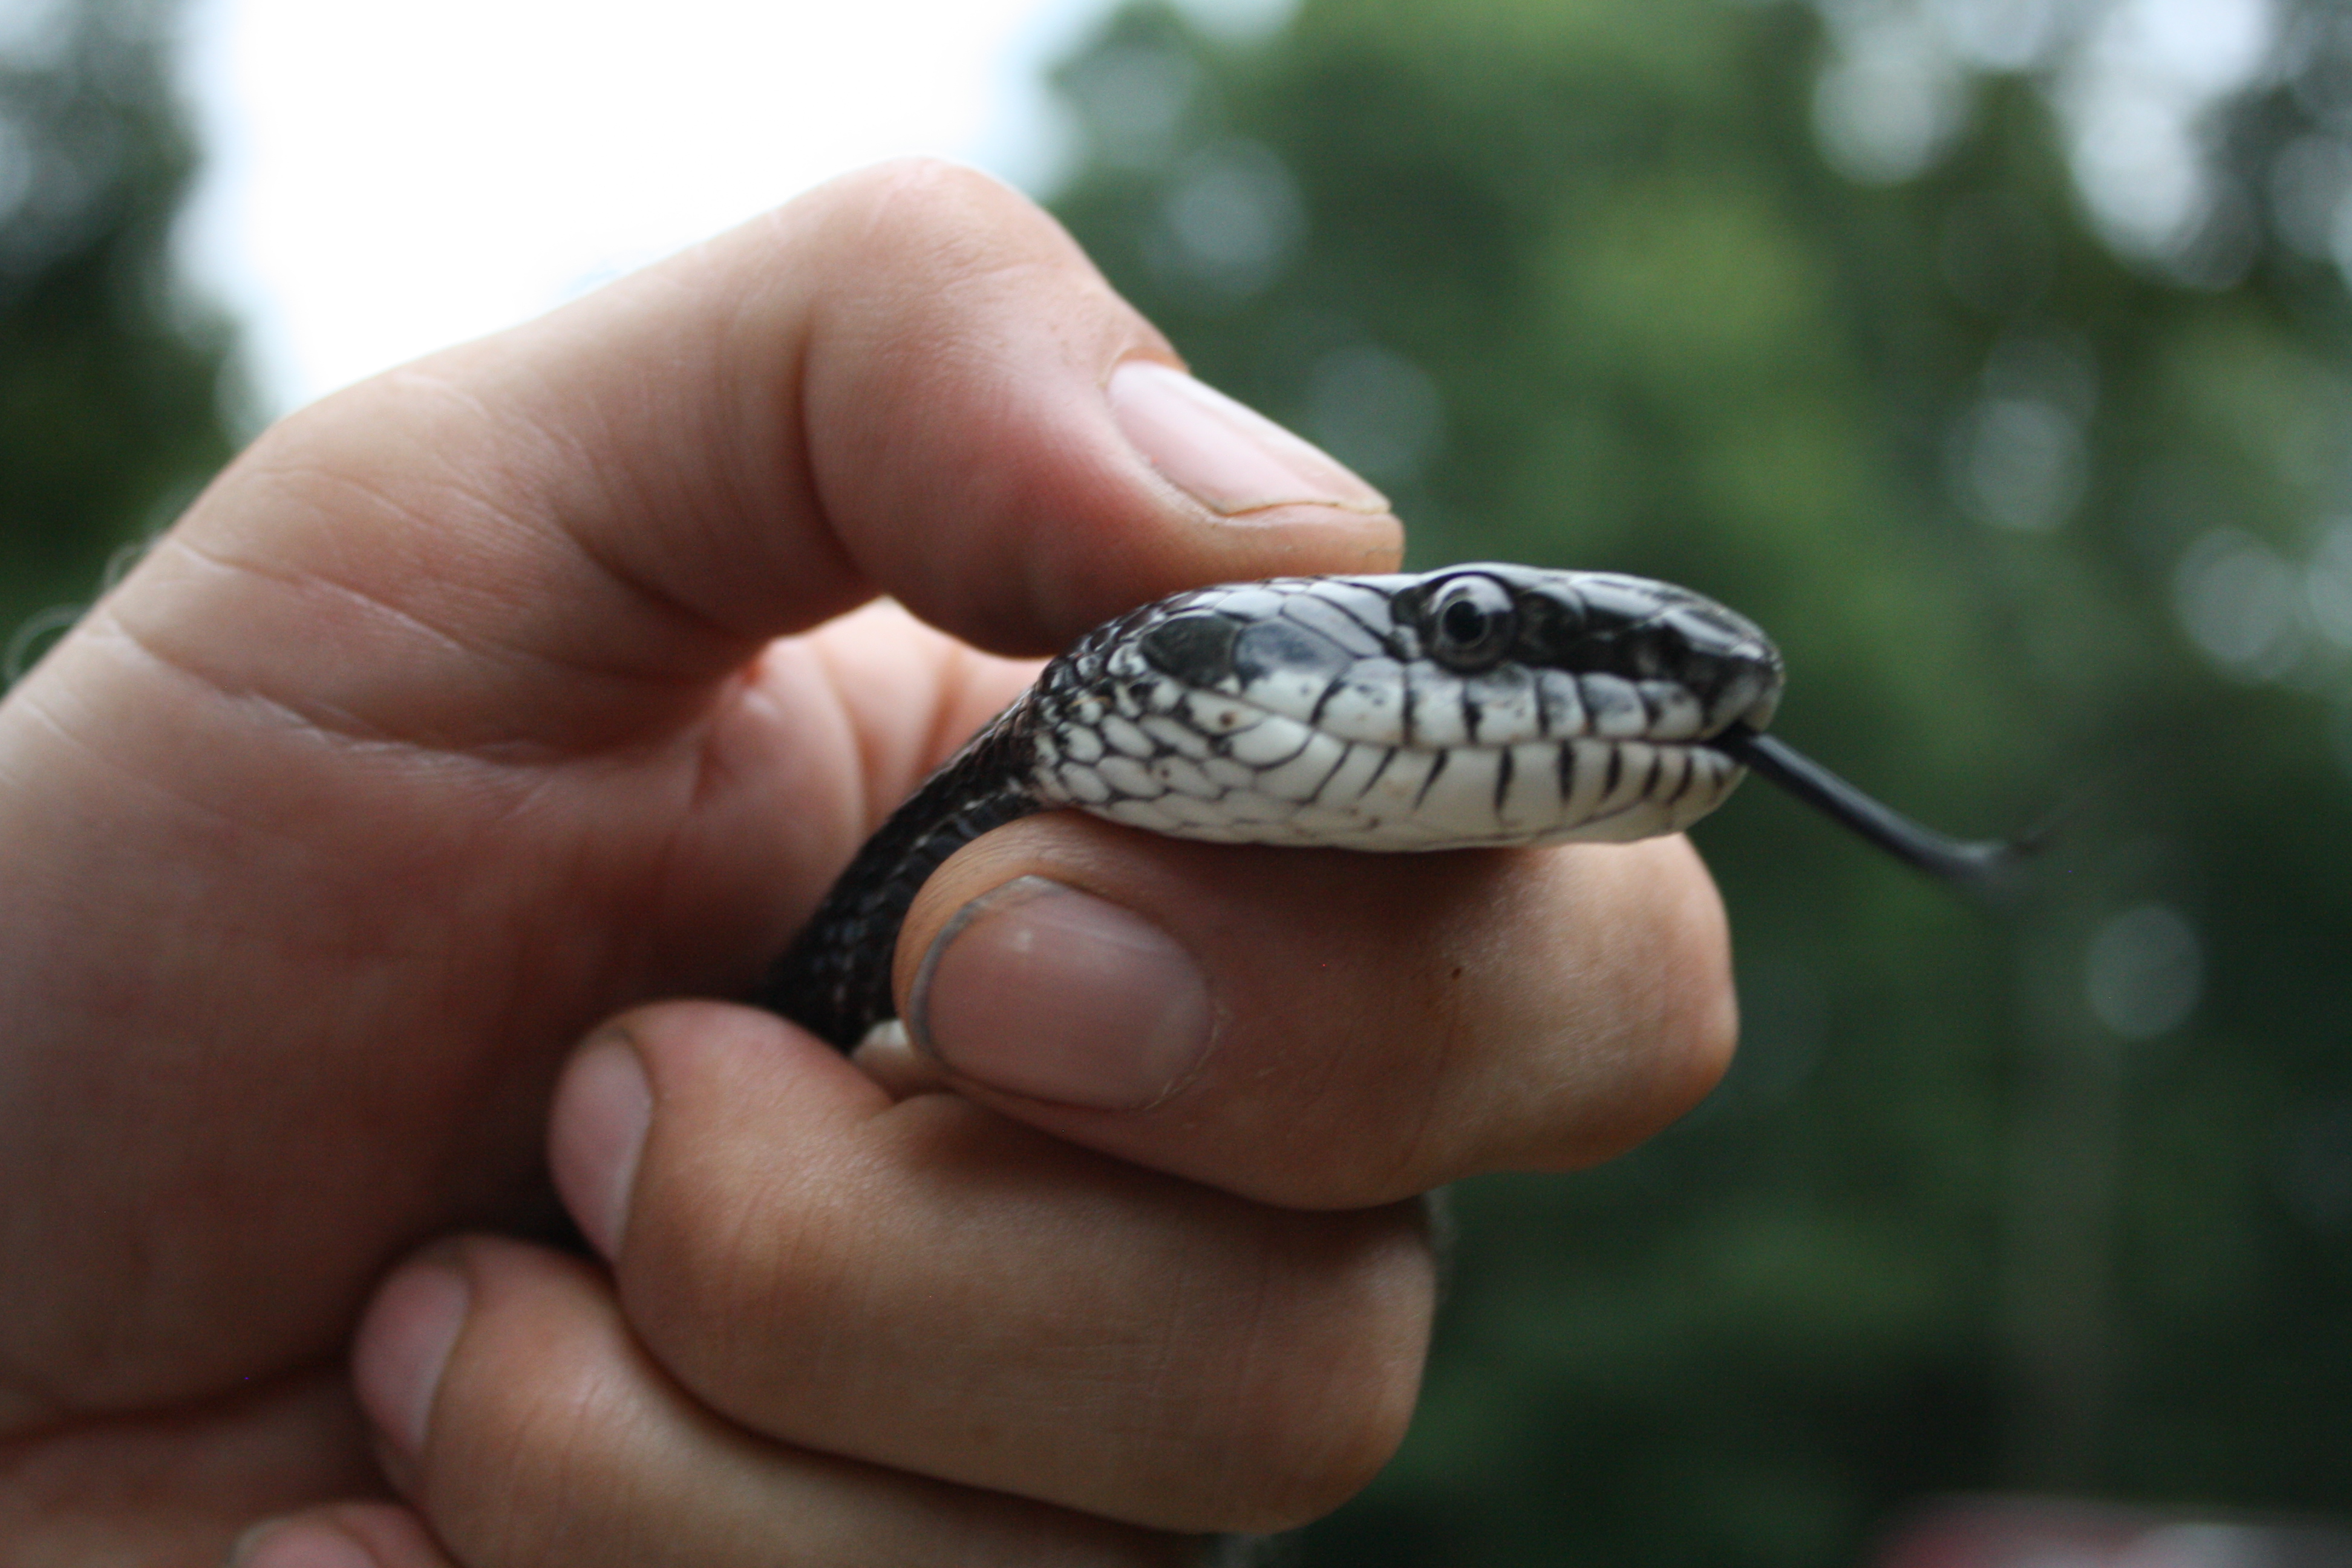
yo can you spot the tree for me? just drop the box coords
[0,0,238,682]
[1045,2,2352,1562]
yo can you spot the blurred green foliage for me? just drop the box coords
[0,0,237,677]
[1045,1,2352,1562]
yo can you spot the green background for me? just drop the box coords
[6,1,2350,1562]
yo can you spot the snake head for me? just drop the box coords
[1031,564,1797,851]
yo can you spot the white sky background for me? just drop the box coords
[163,0,2287,422]
[172,0,1290,419]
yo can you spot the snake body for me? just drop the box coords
[762,563,2004,1050]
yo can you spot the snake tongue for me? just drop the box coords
[1710,724,2026,893]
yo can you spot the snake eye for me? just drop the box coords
[1426,574,1518,671]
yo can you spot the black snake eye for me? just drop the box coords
[1426,574,1518,671]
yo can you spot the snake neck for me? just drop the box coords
[758,693,1045,1051]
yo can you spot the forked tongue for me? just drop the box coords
[1711,724,2025,893]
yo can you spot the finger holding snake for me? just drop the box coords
[778,566,1755,1206]
[0,157,1734,1562]
[357,172,1736,1557]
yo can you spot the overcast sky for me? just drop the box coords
[171,0,1288,417]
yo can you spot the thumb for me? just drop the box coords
[95,158,1400,754]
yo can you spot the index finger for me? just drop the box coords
[878,815,1736,1210]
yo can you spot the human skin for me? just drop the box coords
[0,162,1736,1566]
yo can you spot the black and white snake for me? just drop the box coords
[760,564,2012,1050]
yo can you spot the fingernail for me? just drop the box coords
[909,875,1214,1109]
[229,1520,379,1568]
[548,1030,653,1258]
[1108,359,1390,517]
[352,1256,469,1471]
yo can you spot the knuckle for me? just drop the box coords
[598,1027,864,1391]
[423,1248,632,1544]
[624,1158,837,1389]
[838,153,1008,209]
[803,156,1077,287]
[1185,1208,1435,1532]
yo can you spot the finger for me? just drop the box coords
[233,1506,454,1568]
[0,1369,383,1561]
[93,158,1399,756]
[546,1005,1436,1535]
[884,815,1737,1209]
[348,1240,1192,1567]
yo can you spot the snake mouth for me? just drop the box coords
[1036,685,1753,850]
[1697,665,1782,741]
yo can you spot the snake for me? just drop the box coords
[759,563,2013,1050]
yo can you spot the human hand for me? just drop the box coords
[0,162,1734,1564]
